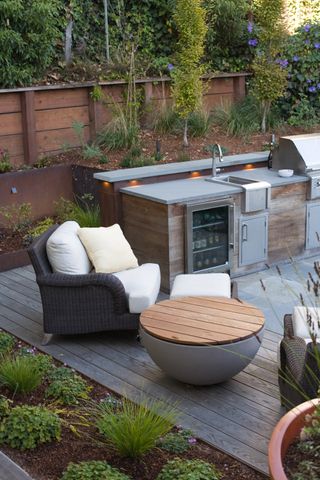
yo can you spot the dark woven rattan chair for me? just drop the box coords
[27,226,140,343]
[279,314,320,410]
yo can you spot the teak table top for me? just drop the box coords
[140,296,265,346]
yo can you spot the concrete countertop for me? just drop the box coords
[94,151,268,183]
[120,168,308,205]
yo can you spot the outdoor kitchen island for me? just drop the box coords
[119,167,316,292]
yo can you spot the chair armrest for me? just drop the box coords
[280,335,307,383]
[231,280,238,299]
[284,314,294,337]
[37,272,126,297]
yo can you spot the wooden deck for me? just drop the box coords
[0,266,283,476]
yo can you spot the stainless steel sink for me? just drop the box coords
[205,175,271,213]
[206,175,262,186]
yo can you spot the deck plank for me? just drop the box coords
[0,266,287,475]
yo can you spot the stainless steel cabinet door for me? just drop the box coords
[239,214,268,266]
[306,203,320,250]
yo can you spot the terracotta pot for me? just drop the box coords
[269,398,320,480]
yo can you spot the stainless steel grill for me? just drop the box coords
[272,133,320,199]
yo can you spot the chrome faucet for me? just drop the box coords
[211,143,223,177]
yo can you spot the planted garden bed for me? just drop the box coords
[0,330,266,480]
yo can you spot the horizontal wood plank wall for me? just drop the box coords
[0,74,248,167]
[121,195,171,291]
[268,182,307,263]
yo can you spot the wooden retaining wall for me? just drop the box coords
[0,73,248,167]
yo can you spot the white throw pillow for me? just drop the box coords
[292,306,320,339]
[78,224,138,274]
[46,221,91,275]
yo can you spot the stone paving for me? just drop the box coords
[236,256,320,334]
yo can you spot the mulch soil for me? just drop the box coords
[48,124,319,172]
[0,228,26,254]
[0,339,267,480]
[284,438,320,479]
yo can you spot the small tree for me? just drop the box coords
[102,0,110,61]
[172,0,207,147]
[251,0,288,132]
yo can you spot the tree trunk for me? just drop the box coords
[261,101,270,134]
[183,118,189,147]
[64,19,73,66]
[103,0,110,62]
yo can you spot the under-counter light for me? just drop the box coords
[244,164,254,170]
[190,171,201,178]
[103,181,111,188]
[129,180,140,186]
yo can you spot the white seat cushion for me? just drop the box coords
[78,224,138,274]
[292,306,320,339]
[46,221,91,275]
[113,264,160,314]
[170,273,231,299]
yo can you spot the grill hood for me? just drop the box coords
[272,133,320,173]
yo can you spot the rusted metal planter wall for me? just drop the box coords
[0,73,248,167]
[0,165,73,223]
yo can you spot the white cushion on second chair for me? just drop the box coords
[292,306,320,339]
[46,221,92,275]
[170,273,231,298]
[170,273,231,299]
[113,263,161,314]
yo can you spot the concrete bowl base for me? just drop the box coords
[140,327,265,385]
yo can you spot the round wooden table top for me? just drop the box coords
[140,296,265,346]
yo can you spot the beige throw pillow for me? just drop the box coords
[78,224,138,273]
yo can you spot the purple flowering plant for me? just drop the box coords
[280,22,320,124]
[248,38,258,47]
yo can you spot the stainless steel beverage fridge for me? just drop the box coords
[185,199,234,273]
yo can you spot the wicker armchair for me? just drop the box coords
[27,226,140,342]
[279,314,320,410]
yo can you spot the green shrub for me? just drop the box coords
[204,0,250,72]
[96,64,141,152]
[188,108,212,137]
[46,367,91,405]
[0,148,12,173]
[0,148,11,171]
[25,218,55,243]
[0,405,61,450]
[153,105,180,134]
[211,95,282,136]
[95,398,177,457]
[0,332,15,355]
[72,121,106,162]
[0,396,11,419]
[0,1,60,87]
[157,428,196,454]
[0,355,43,394]
[61,460,131,480]
[280,23,320,126]
[0,203,32,233]
[33,156,52,168]
[120,146,156,168]
[18,348,54,376]
[156,458,221,480]
[55,194,100,228]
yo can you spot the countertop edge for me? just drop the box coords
[94,152,268,183]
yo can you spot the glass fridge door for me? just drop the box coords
[186,201,233,273]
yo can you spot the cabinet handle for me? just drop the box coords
[242,224,248,242]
